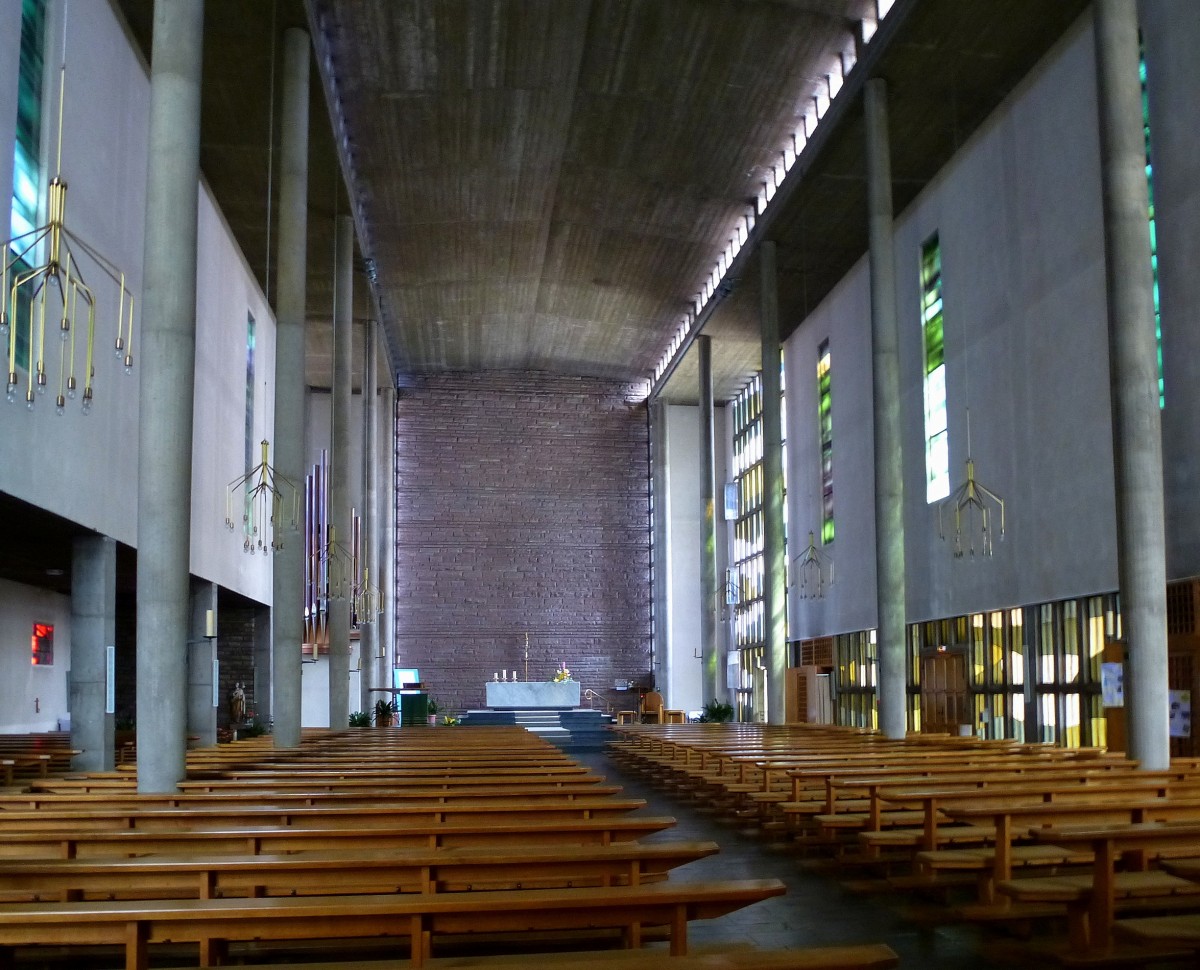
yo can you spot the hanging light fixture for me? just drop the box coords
[224,439,299,554]
[3,59,134,415]
[792,530,834,599]
[354,566,381,626]
[937,410,1005,557]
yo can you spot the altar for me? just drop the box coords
[485,680,580,709]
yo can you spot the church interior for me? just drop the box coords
[1,0,1199,966]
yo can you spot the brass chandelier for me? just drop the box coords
[2,67,134,415]
[937,411,1005,558]
[792,530,834,600]
[225,439,299,554]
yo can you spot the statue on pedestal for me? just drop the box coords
[229,682,246,725]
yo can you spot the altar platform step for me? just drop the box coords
[458,708,612,752]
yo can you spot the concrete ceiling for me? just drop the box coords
[112,0,1091,403]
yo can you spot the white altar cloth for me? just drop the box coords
[485,680,580,708]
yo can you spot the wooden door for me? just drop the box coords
[921,652,968,736]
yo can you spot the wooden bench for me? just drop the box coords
[163,943,901,970]
[934,793,1200,904]
[0,815,680,860]
[1017,821,1200,956]
[999,869,1200,950]
[0,795,647,832]
[0,877,787,968]
[0,839,720,901]
[0,783,624,811]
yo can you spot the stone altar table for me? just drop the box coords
[485,680,581,709]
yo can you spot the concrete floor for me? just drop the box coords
[587,750,1015,969]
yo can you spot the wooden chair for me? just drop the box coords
[642,692,665,724]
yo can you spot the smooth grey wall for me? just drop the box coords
[784,13,1124,634]
[785,260,879,640]
[1142,4,1200,580]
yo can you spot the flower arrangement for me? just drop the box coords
[552,662,573,683]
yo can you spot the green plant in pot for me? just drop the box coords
[426,698,440,725]
[373,698,397,727]
[348,711,371,728]
[698,699,735,723]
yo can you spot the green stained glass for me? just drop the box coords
[1140,41,1163,409]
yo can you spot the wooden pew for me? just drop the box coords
[0,782,624,811]
[0,814,680,859]
[179,944,901,970]
[0,795,647,832]
[0,877,787,968]
[0,839,720,901]
[936,793,1200,903]
[1006,821,1200,957]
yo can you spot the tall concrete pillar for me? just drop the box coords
[759,242,787,725]
[328,214,354,730]
[1094,0,1169,769]
[865,78,908,740]
[135,0,204,792]
[271,28,310,748]
[70,535,116,772]
[649,401,670,693]
[253,604,272,726]
[381,383,397,689]
[359,319,379,713]
[186,580,217,746]
[697,335,720,705]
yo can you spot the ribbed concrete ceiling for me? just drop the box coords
[306,0,870,388]
[112,0,1090,404]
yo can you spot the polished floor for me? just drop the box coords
[586,750,1013,969]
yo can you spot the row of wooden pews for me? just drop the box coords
[608,722,1200,965]
[0,727,898,970]
[0,732,79,787]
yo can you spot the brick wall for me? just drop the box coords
[391,372,651,714]
[217,596,259,728]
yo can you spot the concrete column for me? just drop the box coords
[759,241,787,725]
[649,402,670,693]
[135,0,204,792]
[271,28,310,748]
[186,580,217,746]
[381,383,397,689]
[1094,0,1169,769]
[253,604,272,726]
[328,214,354,730]
[359,320,379,713]
[70,535,116,771]
[865,78,908,740]
[697,335,720,705]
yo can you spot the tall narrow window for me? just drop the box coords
[244,312,256,472]
[8,0,46,372]
[31,621,53,665]
[732,375,766,653]
[920,234,949,502]
[817,339,833,543]
[732,359,787,663]
[1140,44,1163,409]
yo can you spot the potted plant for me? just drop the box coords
[697,699,735,723]
[373,698,397,727]
[426,698,440,726]
[349,711,371,727]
